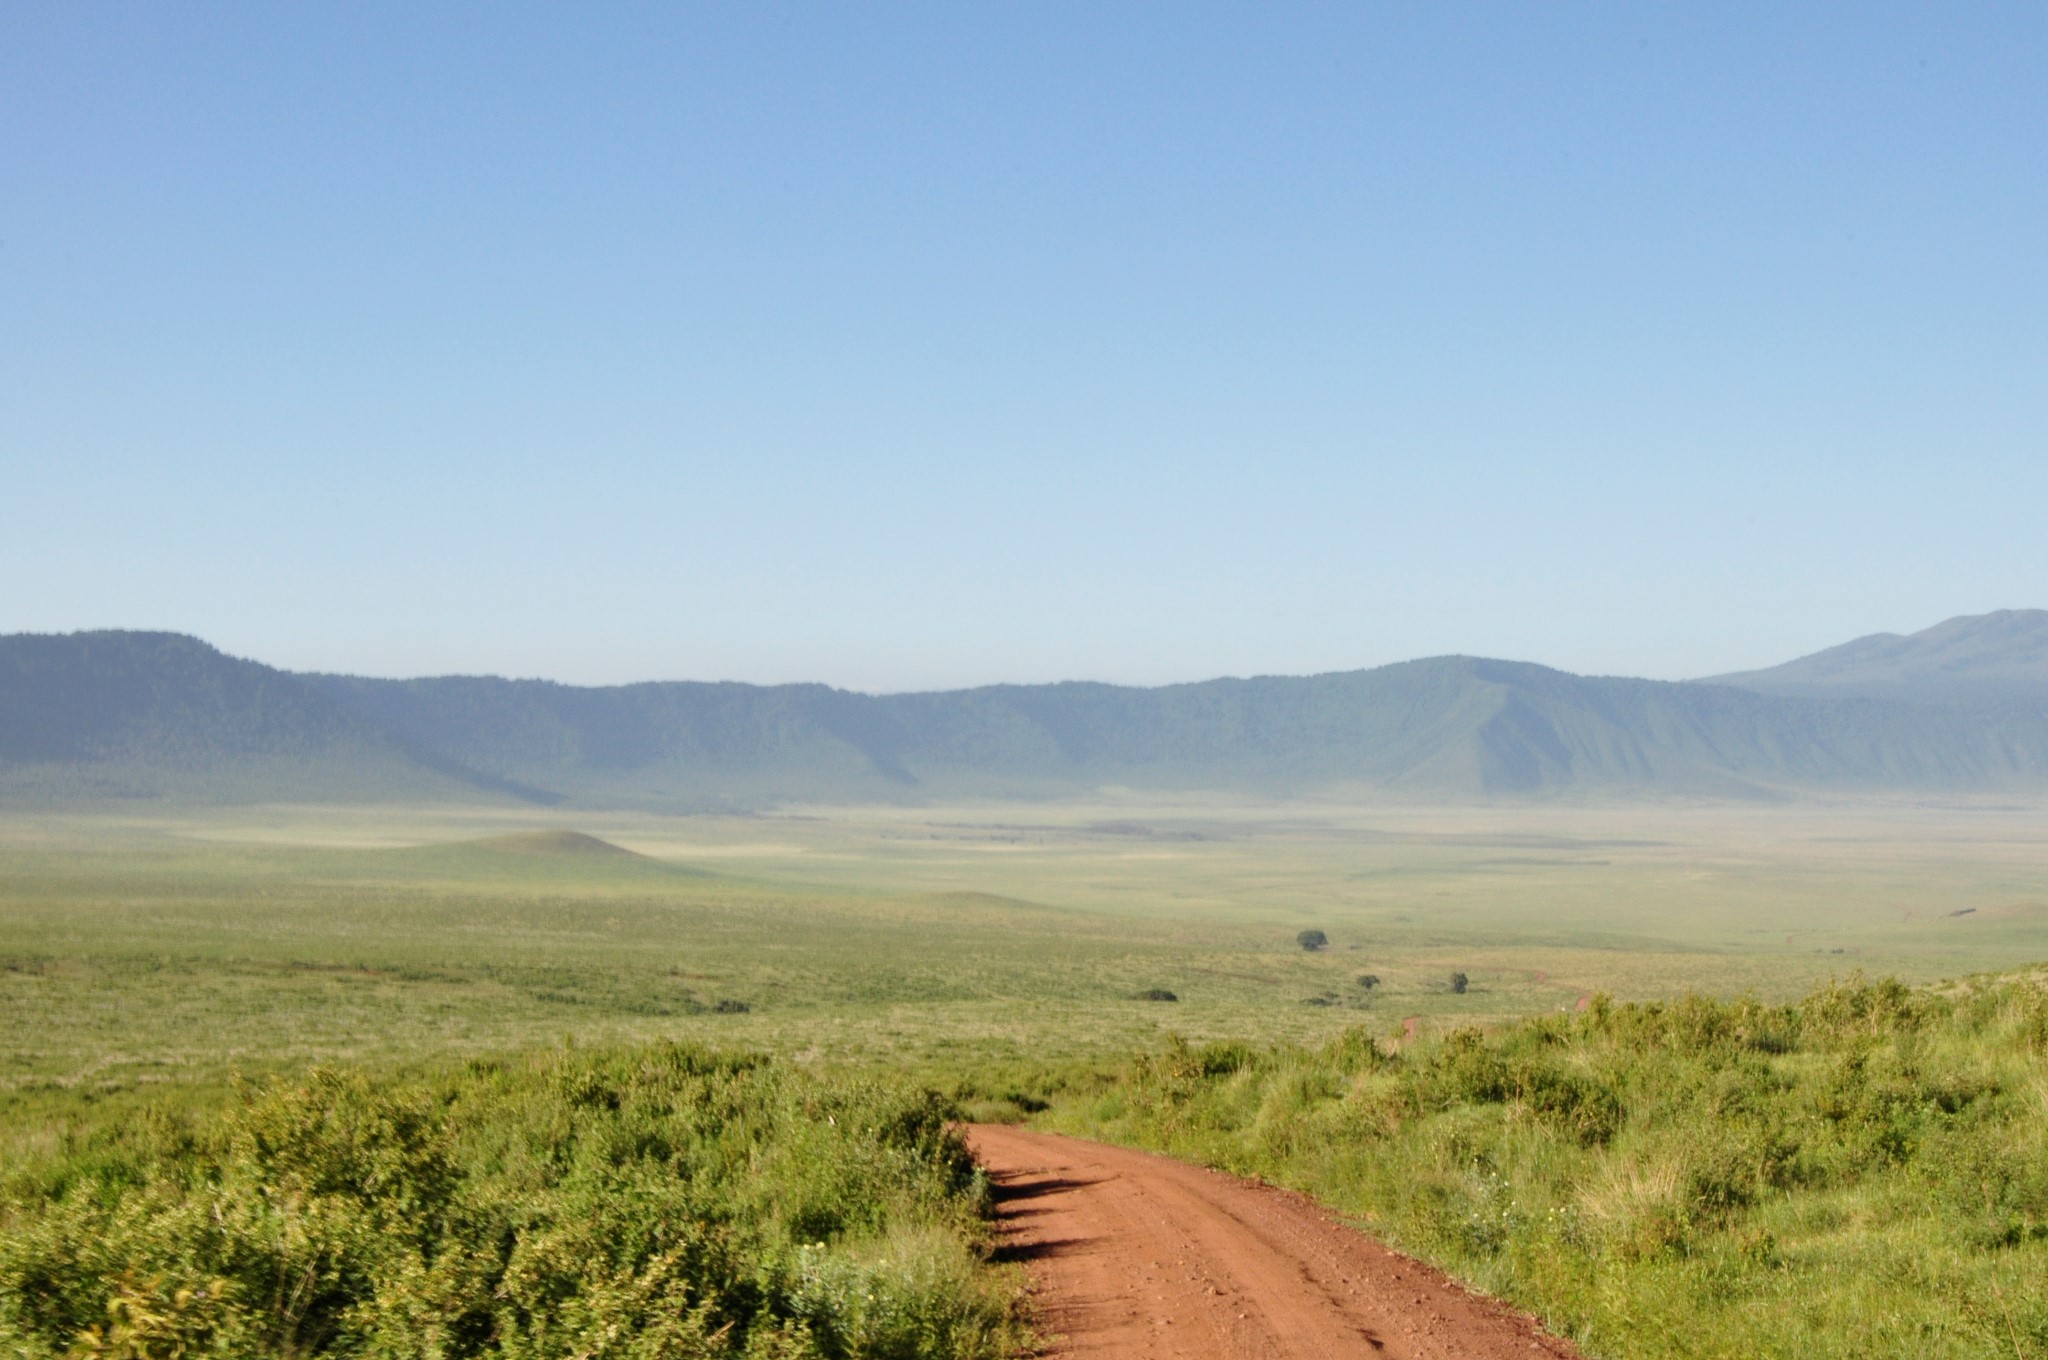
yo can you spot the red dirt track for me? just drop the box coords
[966,1126,1582,1360]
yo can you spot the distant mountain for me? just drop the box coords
[305,658,2048,804]
[5,626,2048,808]
[1710,610,2048,702]
[0,632,536,805]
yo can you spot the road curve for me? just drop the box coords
[965,1125,1583,1360]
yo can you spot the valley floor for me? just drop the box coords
[2,794,2046,1357]
[3,794,2045,1099]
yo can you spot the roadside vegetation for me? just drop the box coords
[1035,969,2048,1359]
[0,1045,1018,1359]
[6,810,2048,1358]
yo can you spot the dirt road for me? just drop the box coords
[965,1126,1582,1360]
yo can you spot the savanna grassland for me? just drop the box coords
[3,796,2046,1357]
[8,798,2048,1083]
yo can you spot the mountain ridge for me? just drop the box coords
[3,616,2044,809]
[1709,609,2048,702]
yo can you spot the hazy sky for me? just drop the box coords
[5,4,2043,689]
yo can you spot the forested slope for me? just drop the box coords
[4,627,2047,808]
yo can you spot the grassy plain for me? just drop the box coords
[4,796,2047,1104]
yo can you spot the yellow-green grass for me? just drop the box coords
[3,796,2044,1112]
[1032,972,2048,1359]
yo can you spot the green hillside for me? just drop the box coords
[308,654,2048,803]
[6,628,2048,808]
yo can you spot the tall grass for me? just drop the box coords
[1040,970,2048,1359]
[0,1045,1018,1359]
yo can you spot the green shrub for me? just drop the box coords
[0,1046,1015,1360]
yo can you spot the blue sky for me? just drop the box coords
[5,4,2043,688]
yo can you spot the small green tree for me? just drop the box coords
[1449,971,1469,994]
[1296,929,1328,952]
[1356,974,1381,990]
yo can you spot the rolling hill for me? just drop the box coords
[3,615,2045,808]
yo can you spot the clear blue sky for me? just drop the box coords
[5,4,2043,689]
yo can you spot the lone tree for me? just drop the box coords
[1296,928,1329,952]
[1449,971,1469,994]
[1356,974,1381,990]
